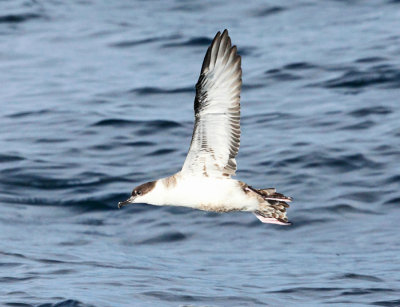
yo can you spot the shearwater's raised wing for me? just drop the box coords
[118,29,292,225]
[182,30,242,178]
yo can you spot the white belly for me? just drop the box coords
[156,176,259,212]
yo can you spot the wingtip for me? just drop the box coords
[231,45,238,54]
[213,29,230,42]
[213,31,221,41]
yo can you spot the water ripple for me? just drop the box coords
[162,36,212,48]
[92,118,182,129]
[371,299,400,307]
[0,154,24,163]
[321,65,400,89]
[336,273,383,282]
[349,106,392,117]
[137,231,188,244]
[0,13,42,24]
[109,34,181,48]
[129,86,193,95]
[251,6,286,17]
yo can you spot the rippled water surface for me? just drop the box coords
[1,0,400,306]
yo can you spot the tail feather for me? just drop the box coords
[258,189,293,202]
[247,186,292,204]
[259,188,276,195]
[247,186,292,225]
[254,211,291,225]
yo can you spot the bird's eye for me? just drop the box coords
[137,190,142,195]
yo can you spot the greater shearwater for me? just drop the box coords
[118,29,292,225]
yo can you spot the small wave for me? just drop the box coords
[0,13,42,24]
[246,112,294,124]
[163,36,212,48]
[272,286,396,298]
[35,299,95,307]
[137,231,187,244]
[371,299,400,306]
[339,191,381,203]
[141,291,263,305]
[264,61,317,82]
[63,193,130,212]
[92,118,181,129]
[383,196,400,205]
[283,62,317,70]
[275,152,381,172]
[143,119,181,129]
[287,217,333,229]
[217,220,248,227]
[148,148,176,156]
[269,287,342,294]
[109,34,181,48]
[0,154,24,163]
[304,153,381,172]
[35,138,69,143]
[172,3,205,12]
[0,276,34,283]
[92,118,136,126]
[316,204,377,215]
[77,218,104,226]
[237,46,253,56]
[0,171,116,190]
[0,251,27,259]
[355,56,387,63]
[384,175,400,184]
[130,86,193,95]
[340,120,375,130]
[321,65,400,89]
[2,192,128,212]
[89,144,115,151]
[124,141,155,147]
[335,273,383,282]
[48,269,76,275]
[251,6,286,17]
[241,83,265,90]
[349,106,391,117]
[373,144,397,156]
[265,69,301,81]
[35,258,65,265]
[59,240,90,247]
[6,109,50,118]
[341,287,395,296]
[110,37,160,48]
[0,262,22,268]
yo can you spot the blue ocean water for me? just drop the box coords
[1,0,400,306]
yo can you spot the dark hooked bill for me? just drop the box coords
[118,196,135,209]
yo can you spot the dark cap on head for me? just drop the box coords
[132,181,156,197]
[118,180,156,209]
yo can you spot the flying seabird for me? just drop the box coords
[118,29,292,225]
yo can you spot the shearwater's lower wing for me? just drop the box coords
[182,30,242,178]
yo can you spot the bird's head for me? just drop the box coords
[118,181,156,208]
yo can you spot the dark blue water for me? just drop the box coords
[1,0,400,306]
